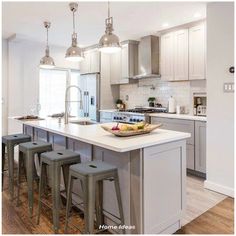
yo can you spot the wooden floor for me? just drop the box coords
[2,174,234,234]
[177,197,234,234]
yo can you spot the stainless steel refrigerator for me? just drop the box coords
[79,73,100,122]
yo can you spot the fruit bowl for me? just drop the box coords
[101,122,162,137]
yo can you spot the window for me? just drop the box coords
[39,68,80,117]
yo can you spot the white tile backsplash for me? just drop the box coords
[120,78,206,114]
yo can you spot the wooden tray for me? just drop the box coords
[101,123,162,137]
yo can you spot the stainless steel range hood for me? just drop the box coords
[132,35,160,79]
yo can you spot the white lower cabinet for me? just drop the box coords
[100,111,113,123]
[151,117,206,175]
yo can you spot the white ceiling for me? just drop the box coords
[2,1,206,48]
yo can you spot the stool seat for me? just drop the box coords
[2,133,31,145]
[41,150,80,162]
[19,141,52,153]
[70,160,117,176]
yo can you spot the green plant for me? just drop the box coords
[148,97,156,102]
[116,99,123,104]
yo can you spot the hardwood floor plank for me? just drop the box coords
[177,198,234,234]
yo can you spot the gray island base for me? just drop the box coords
[18,119,189,234]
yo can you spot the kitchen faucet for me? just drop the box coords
[64,85,83,124]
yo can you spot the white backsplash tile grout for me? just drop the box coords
[120,79,206,114]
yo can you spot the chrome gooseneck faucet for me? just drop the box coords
[64,85,83,124]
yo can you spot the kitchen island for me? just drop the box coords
[14,118,190,234]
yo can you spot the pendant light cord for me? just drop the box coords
[46,27,49,48]
[108,1,110,18]
[73,10,75,34]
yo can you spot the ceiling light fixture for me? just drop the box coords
[40,21,55,69]
[98,1,121,53]
[65,2,84,62]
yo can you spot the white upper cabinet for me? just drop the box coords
[160,22,206,81]
[110,41,138,85]
[189,23,206,80]
[174,29,188,81]
[160,32,174,81]
[110,50,122,84]
[80,49,100,74]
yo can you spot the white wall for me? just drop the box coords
[6,37,79,134]
[205,2,234,197]
[2,39,8,135]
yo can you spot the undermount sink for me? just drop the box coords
[69,120,96,125]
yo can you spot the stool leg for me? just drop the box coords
[16,151,24,206]
[37,161,46,225]
[26,151,34,218]
[64,173,73,233]
[2,143,5,189]
[51,163,61,233]
[114,171,125,234]
[95,180,104,228]
[84,176,95,234]
[7,144,15,201]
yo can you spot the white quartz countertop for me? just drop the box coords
[13,118,190,153]
[149,113,207,121]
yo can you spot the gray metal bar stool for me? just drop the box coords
[17,141,52,217]
[2,133,31,200]
[65,160,125,234]
[36,150,81,233]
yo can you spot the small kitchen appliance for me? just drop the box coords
[193,92,207,116]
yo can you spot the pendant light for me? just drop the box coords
[65,2,84,62]
[40,21,55,69]
[98,1,121,53]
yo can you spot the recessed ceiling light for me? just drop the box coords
[194,12,202,18]
[162,23,169,28]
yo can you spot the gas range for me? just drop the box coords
[112,107,167,124]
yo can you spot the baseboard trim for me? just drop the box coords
[204,180,234,197]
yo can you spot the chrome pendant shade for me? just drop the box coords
[99,2,121,53]
[40,21,55,69]
[65,2,84,62]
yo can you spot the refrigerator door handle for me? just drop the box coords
[87,91,89,117]
[83,92,87,117]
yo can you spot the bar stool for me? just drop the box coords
[16,141,52,217]
[65,160,125,234]
[37,149,81,233]
[2,133,31,199]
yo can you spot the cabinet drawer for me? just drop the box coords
[187,144,194,170]
[151,117,194,145]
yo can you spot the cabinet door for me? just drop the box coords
[34,128,48,142]
[189,23,206,80]
[161,32,174,81]
[80,51,90,74]
[90,49,100,73]
[23,125,34,139]
[186,144,195,170]
[174,29,188,81]
[100,111,113,123]
[48,132,66,150]
[121,44,129,79]
[195,121,206,173]
[110,51,122,84]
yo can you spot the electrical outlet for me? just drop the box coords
[223,82,234,93]
[125,95,129,101]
